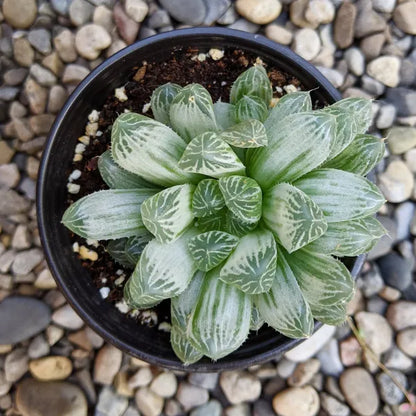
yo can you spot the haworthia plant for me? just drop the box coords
[63,64,386,364]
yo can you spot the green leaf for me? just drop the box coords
[98,150,158,190]
[250,306,265,331]
[111,112,201,187]
[62,189,156,240]
[171,326,203,365]
[140,184,195,243]
[188,231,239,272]
[123,229,198,309]
[306,216,386,257]
[150,83,182,125]
[195,209,227,233]
[178,132,245,178]
[310,302,348,326]
[219,175,262,224]
[263,183,327,253]
[220,229,277,294]
[230,65,272,106]
[188,267,251,360]
[106,238,132,268]
[223,210,258,237]
[248,112,336,188]
[294,168,386,223]
[254,246,314,338]
[219,119,268,148]
[284,248,354,307]
[322,134,385,176]
[192,179,225,218]
[213,101,235,130]
[169,84,218,142]
[234,95,268,123]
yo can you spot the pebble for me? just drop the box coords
[386,87,416,117]
[11,247,42,274]
[367,56,401,88]
[376,103,396,129]
[53,29,77,63]
[96,386,129,416]
[368,216,397,260]
[128,366,153,388]
[113,2,140,45]
[51,0,72,15]
[30,64,57,87]
[376,370,406,405]
[334,2,356,48]
[0,370,12,396]
[225,403,251,416]
[93,344,123,385]
[25,78,48,115]
[397,327,416,357]
[12,223,31,249]
[188,372,218,390]
[316,339,343,376]
[236,0,282,25]
[293,28,321,61]
[265,24,293,45]
[400,58,416,87]
[42,52,64,76]
[135,387,164,416]
[62,64,90,84]
[228,18,260,33]
[204,0,232,25]
[304,0,335,26]
[0,163,20,189]
[288,359,320,387]
[317,66,344,88]
[393,1,416,35]
[345,47,365,76]
[0,86,19,101]
[377,252,413,291]
[340,367,379,416]
[29,356,73,381]
[191,400,222,416]
[378,160,414,203]
[2,0,37,28]
[5,348,28,383]
[220,371,261,404]
[4,68,28,86]
[253,399,275,416]
[13,37,35,67]
[320,392,350,416]
[69,0,94,26]
[272,386,320,416]
[176,382,209,411]
[75,24,111,60]
[383,345,413,371]
[150,372,177,398]
[16,378,88,416]
[354,0,386,38]
[147,9,171,28]
[28,334,50,359]
[93,5,114,31]
[159,0,206,25]
[125,0,148,22]
[0,142,15,165]
[387,301,416,331]
[372,0,396,13]
[28,29,52,55]
[48,85,68,114]
[395,201,415,241]
[52,304,84,330]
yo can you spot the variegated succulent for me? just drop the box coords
[63,65,386,364]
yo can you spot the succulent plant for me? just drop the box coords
[63,65,386,364]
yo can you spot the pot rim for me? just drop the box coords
[37,27,366,371]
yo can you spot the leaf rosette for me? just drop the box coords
[63,63,386,363]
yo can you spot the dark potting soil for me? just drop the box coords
[67,47,304,325]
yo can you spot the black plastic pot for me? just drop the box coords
[37,27,365,372]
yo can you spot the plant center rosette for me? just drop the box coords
[62,65,386,364]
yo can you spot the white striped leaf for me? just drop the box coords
[123,229,198,308]
[234,95,268,123]
[111,113,201,187]
[323,134,385,176]
[254,246,314,338]
[306,216,386,257]
[294,168,386,223]
[250,306,265,331]
[219,175,262,224]
[224,210,258,237]
[247,112,336,189]
[140,184,195,243]
[192,179,225,218]
[171,326,203,365]
[188,231,239,272]
[219,119,268,148]
[188,267,251,360]
[230,65,272,105]
[214,101,235,130]
[195,209,227,233]
[150,83,182,125]
[62,189,156,240]
[263,183,327,253]
[310,302,348,326]
[220,229,277,294]
[124,279,161,310]
[98,150,158,190]
[178,132,245,178]
[107,238,132,268]
[284,248,354,307]
[169,84,218,142]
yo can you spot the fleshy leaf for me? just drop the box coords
[106,238,132,268]
[141,184,195,243]
[150,83,182,125]
[223,210,258,237]
[188,231,239,272]
[214,101,235,130]
[178,132,245,178]
[220,229,277,294]
[230,65,272,105]
[111,112,200,187]
[294,168,385,223]
[323,134,385,176]
[248,112,336,189]
[219,175,262,224]
[306,216,386,257]
[310,302,348,326]
[188,267,251,360]
[98,150,158,190]
[234,95,268,123]
[250,306,265,331]
[284,247,354,307]
[263,183,327,253]
[169,83,218,142]
[195,209,227,233]
[254,246,314,338]
[123,229,198,309]
[219,119,268,148]
[62,189,156,240]
[171,326,203,365]
[192,179,225,218]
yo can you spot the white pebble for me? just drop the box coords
[72,242,80,253]
[158,322,171,332]
[115,87,128,102]
[68,169,82,182]
[88,109,100,123]
[73,154,83,162]
[116,299,130,313]
[142,102,151,113]
[283,84,298,93]
[75,143,86,154]
[99,287,110,299]
[67,183,81,194]
[78,135,90,145]
[85,122,98,136]
[114,276,125,286]
[209,48,224,61]
[96,130,103,137]
[197,53,207,62]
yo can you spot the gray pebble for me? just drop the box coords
[317,339,343,376]
[376,371,406,405]
[376,103,396,129]
[69,0,95,26]
[147,9,171,29]
[399,59,416,87]
[253,399,275,416]
[51,0,72,15]
[366,296,388,315]
[28,28,52,55]
[361,74,385,96]
[228,18,260,33]
[188,372,218,390]
[357,265,384,298]
[190,400,222,416]
[367,216,397,261]
[377,252,414,291]
[386,87,416,117]
[394,202,415,241]
[3,68,28,85]
[0,86,19,101]
[28,334,50,359]
[159,0,206,25]
[217,5,238,25]
[29,63,57,87]
[95,386,129,416]
[203,0,231,25]
[0,189,31,216]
